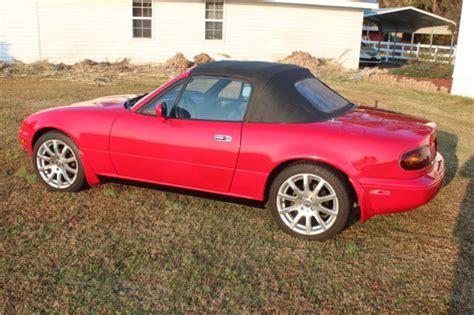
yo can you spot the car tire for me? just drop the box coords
[269,162,352,241]
[33,131,86,192]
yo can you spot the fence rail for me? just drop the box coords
[362,40,456,63]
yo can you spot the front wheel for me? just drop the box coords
[269,162,352,241]
[33,131,86,192]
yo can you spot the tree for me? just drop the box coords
[379,0,462,26]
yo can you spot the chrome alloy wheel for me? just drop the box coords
[276,173,339,236]
[36,139,79,189]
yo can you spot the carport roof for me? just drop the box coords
[364,6,456,34]
[259,0,378,10]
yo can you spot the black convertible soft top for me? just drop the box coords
[190,61,351,124]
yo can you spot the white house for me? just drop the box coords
[0,0,378,69]
[451,0,474,98]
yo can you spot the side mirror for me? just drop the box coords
[155,102,168,119]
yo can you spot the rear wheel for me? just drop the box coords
[33,131,86,192]
[269,162,352,241]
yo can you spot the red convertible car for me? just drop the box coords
[19,61,445,240]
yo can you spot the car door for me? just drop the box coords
[109,76,252,193]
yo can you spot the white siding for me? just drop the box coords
[224,1,364,68]
[451,0,474,98]
[0,0,41,62]
[0,0,364,69]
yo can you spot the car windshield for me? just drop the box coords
[295,78,352,114]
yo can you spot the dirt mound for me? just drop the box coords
[279,51,323,70]
[164,53,192,72]
[193,53,214,65]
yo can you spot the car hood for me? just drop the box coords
[67,94,137,108]
[31,95,138,116]
[335,106,434,139]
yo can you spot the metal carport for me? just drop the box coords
[364,6,457,58]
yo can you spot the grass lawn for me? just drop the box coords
[1,75,473,313]
[388,61,454,79]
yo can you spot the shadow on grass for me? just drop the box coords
[99,176,265,209]
[449,156,474,314]
[100,176,362,235]
[437,130,459,186]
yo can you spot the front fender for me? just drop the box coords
[19,112,106,187]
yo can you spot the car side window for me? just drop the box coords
[173,76,252,122]
[140,81,185,116]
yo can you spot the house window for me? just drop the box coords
[133,0,152,38]
[205,0,224,40]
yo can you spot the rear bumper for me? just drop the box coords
[358,153,445,222]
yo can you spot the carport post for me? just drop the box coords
[410,32,415,56]
[449,34,455,61]
[391,27,399,62]
[387,32,391,62]
[377,23,382,60]
[392,33,397,61]
[429,27,434,54]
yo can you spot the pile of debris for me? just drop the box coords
[279,51,354,81]
[0,53,217,85]
[163,53,193,72]
[279,51,324,70]
[358,66,388,78]
[0,58,172,85]
[193,53,215,65]
[72,58,133,72]
[163,52,215,72]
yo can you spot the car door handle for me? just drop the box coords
[215,135,232,142]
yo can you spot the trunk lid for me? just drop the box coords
[336,105,438,174]
[336,105,435,141]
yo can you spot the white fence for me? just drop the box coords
[362,40,456,63]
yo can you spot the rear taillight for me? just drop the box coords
[400,146,432,170]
